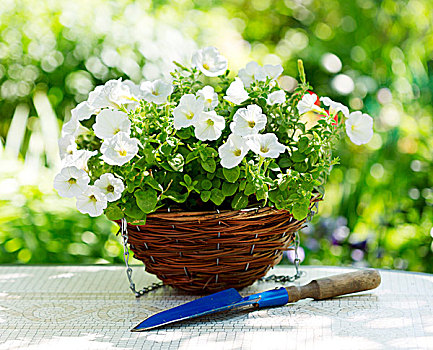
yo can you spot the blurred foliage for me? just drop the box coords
[1,0,433,272]
[0,157,123,264]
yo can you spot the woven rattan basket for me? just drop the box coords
[118,197,319,293]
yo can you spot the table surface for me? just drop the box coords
[0,265,432,350]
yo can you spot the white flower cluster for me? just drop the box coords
[54,76,174,216]
[296,93,373,145]
[173,89,224,141]
[54,46,375,217]
[187,47,288,169]
[53,168,124,217]
[219,104,286,169]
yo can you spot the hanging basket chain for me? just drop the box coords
[120,218,164,298]
[260,201,319,284]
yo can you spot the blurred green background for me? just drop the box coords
[1,0,432,272]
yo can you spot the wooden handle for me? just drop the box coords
[285,269,381,303]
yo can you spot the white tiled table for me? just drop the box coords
[0,265,432,350]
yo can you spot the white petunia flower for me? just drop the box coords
[53,166,90,198]
[246,133,286,158]
[263,64,284,81]
[88,85,109,109]
[88,79,137,109]
[173,94,204,130]
[218,134,250,169]
[238,62,283,87]
[71,101,97,121]
[230,104,267,137]
[192,46,228,77]
[140,79,173,105]
[224,78,249,105]
[345,111,373,145]
[114,80,143,110]
[121,80,143,100]
[93,109,131,140]
[267,90,286,105]
[238,61,266,88]
[62,149,97,173]
[61,115,90,138]
[76,186,107,217]
[194,111,225,141]
[320,96,349,118]
[94,173,124,202]
[100,132,139,166]
[196,86,218,111]
[58,134,77,159]
[297,93,322,115]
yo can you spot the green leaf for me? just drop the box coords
[176,128,192,139]
[231,193,249,210]
[142,144,157,166]
[223,166,240,183]
[200,190,211,202]
[291,151,305,162]
[160,143,173,155]
[294,162,308,172]
[268,160,280,171]
[215,168,225,179]
[309,151,319,164]
[186,151,199,164]
[162,190,188,203]
[210,188,225,206]
[239,179,247,191]
[199,151,208,162]
[145,176,163,191]
[256,188,267,201]
[268,189,280,203]
[212,178,221,189]
[167,153,185,172]
[201,179,212,191]
[204,147,217,158]
[183,174,192,186]
[291,198,310,221]
[278,157,292,168]
[124,200,145,220]
[201,158,216,173]
[105,204,124,220]
[244,182,256,196]
[257,97,267,107]
[135,189,158,214]
[222,182,238,196]
[298,137,309,153]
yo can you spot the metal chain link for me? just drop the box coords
[120,218,163,298]
[260,201,319,284]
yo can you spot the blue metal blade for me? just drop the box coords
[131,288,243,331]
[131,287,289,332]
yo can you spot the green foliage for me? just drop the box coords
[76,62,346,222]
[0,162,121,264]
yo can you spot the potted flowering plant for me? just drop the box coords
[55,47,373,292]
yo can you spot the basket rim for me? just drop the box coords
[117,194,322,224]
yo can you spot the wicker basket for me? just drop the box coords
[118,198,319,293]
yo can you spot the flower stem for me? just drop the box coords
[257,156,265,175]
